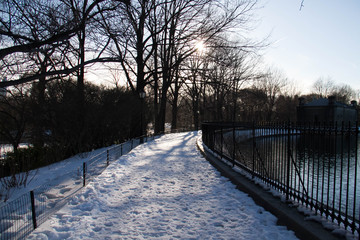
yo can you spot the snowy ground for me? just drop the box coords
[27,132,298,240]
[1,145,113,204]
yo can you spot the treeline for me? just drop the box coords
[0,80,142,178]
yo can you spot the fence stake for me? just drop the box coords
[220,126,223,159]
[30,191,37,229]
[107,150,109,166]
[83,162,86,187]
[286,122,291,201]
[232,123,236,167]
[356,121,360,236]
[252,122,255,178]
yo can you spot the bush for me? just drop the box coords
[0,146,64,178]
[0,145,67,201]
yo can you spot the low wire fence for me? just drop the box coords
[202,121,359,236]
[0,136,154,240]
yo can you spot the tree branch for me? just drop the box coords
[0,57,123,88]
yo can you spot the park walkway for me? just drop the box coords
[27,132,298,239]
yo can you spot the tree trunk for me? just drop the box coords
[171,69,180,131]
[171,93,178,131]
[33,60,47,148]
[193,98,199,130]
[156,88,167,134]
[75,27,86,152]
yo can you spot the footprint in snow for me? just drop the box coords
[213,222,224,228]
[43,193,58,199]
[60,188,71,194]
[93,226,102,232]
[53,226,71,232]
[104,222,113,227]
[99,188,107,193]
[78,203,93,212]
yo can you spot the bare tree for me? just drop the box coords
[0,0,129,88]
[1,0,75,86]
[96,0,261,133]
[182,35,259,127]
[253,67,288,121]
[151,0,261,132]
[312,77,357,103]
[97,0,155,94]
[150,0,212,132]
[331,84,357,104]
[312,77,335,98]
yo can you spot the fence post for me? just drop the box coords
[83,162,86,187]
[286,122,291,201]
[252,122,255,178]
[220,126,223,159]
[30,191,37,229]
[107,150,109,166]
[356,121,360,237]
[232,122,236,167]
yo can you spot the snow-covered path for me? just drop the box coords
[28,132,298,240]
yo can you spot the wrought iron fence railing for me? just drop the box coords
[202,121,359,236]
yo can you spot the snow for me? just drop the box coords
[27,132,298,240]
[2,146,110,203]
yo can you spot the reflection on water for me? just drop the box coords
[231,133,359,223]
[209,125,359,233]
[294,135,359,221]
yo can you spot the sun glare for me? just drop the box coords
[195,40,206,54]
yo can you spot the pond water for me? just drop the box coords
[251,134,360,224]
[217,130,360,226]
[293,135,359,222]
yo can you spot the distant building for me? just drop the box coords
[297,96,358,123]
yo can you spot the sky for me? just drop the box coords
[251,0,360,95]
[87,1,360,97]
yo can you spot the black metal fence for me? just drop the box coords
[0,136,155,240]
[202,122,359,236]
